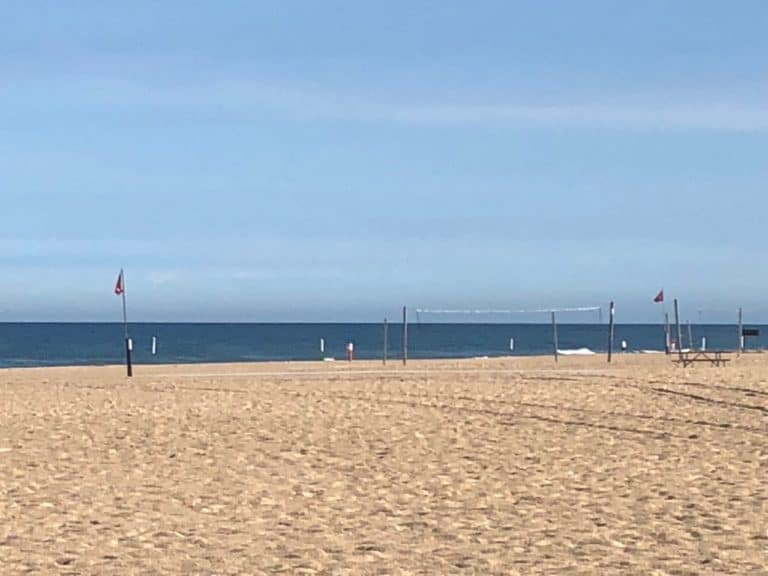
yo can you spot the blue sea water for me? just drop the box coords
[0,323,763,369]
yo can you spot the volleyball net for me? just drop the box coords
[406,305,606,358]
[414,305,603,324]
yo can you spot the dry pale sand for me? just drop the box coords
[1,354,767,575]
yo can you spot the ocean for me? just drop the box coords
[0,322,763,369]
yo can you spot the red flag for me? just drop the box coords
[653,289,664,303]
[114,270,124,295]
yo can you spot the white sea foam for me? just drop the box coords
[557,348,595,356]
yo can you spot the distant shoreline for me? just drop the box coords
[3,351,764,374]
[0,321,759,326]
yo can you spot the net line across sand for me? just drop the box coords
[137,367,613,380]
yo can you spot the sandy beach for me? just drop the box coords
[1,354,767,575]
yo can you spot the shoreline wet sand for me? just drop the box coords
[2,355,767,574]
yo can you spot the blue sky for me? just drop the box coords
[1,1,766,322]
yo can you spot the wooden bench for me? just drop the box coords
[673,350,731,367]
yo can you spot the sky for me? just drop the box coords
[1,0,766,322]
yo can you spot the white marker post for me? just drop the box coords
[509,338,514,352]
[320,338,325,354]
[151,336,157,355]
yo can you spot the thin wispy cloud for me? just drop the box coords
[106,78,768,132]
[8,61,767,132]
[393,100,768,132]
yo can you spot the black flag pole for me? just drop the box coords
[117,269,132,377]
